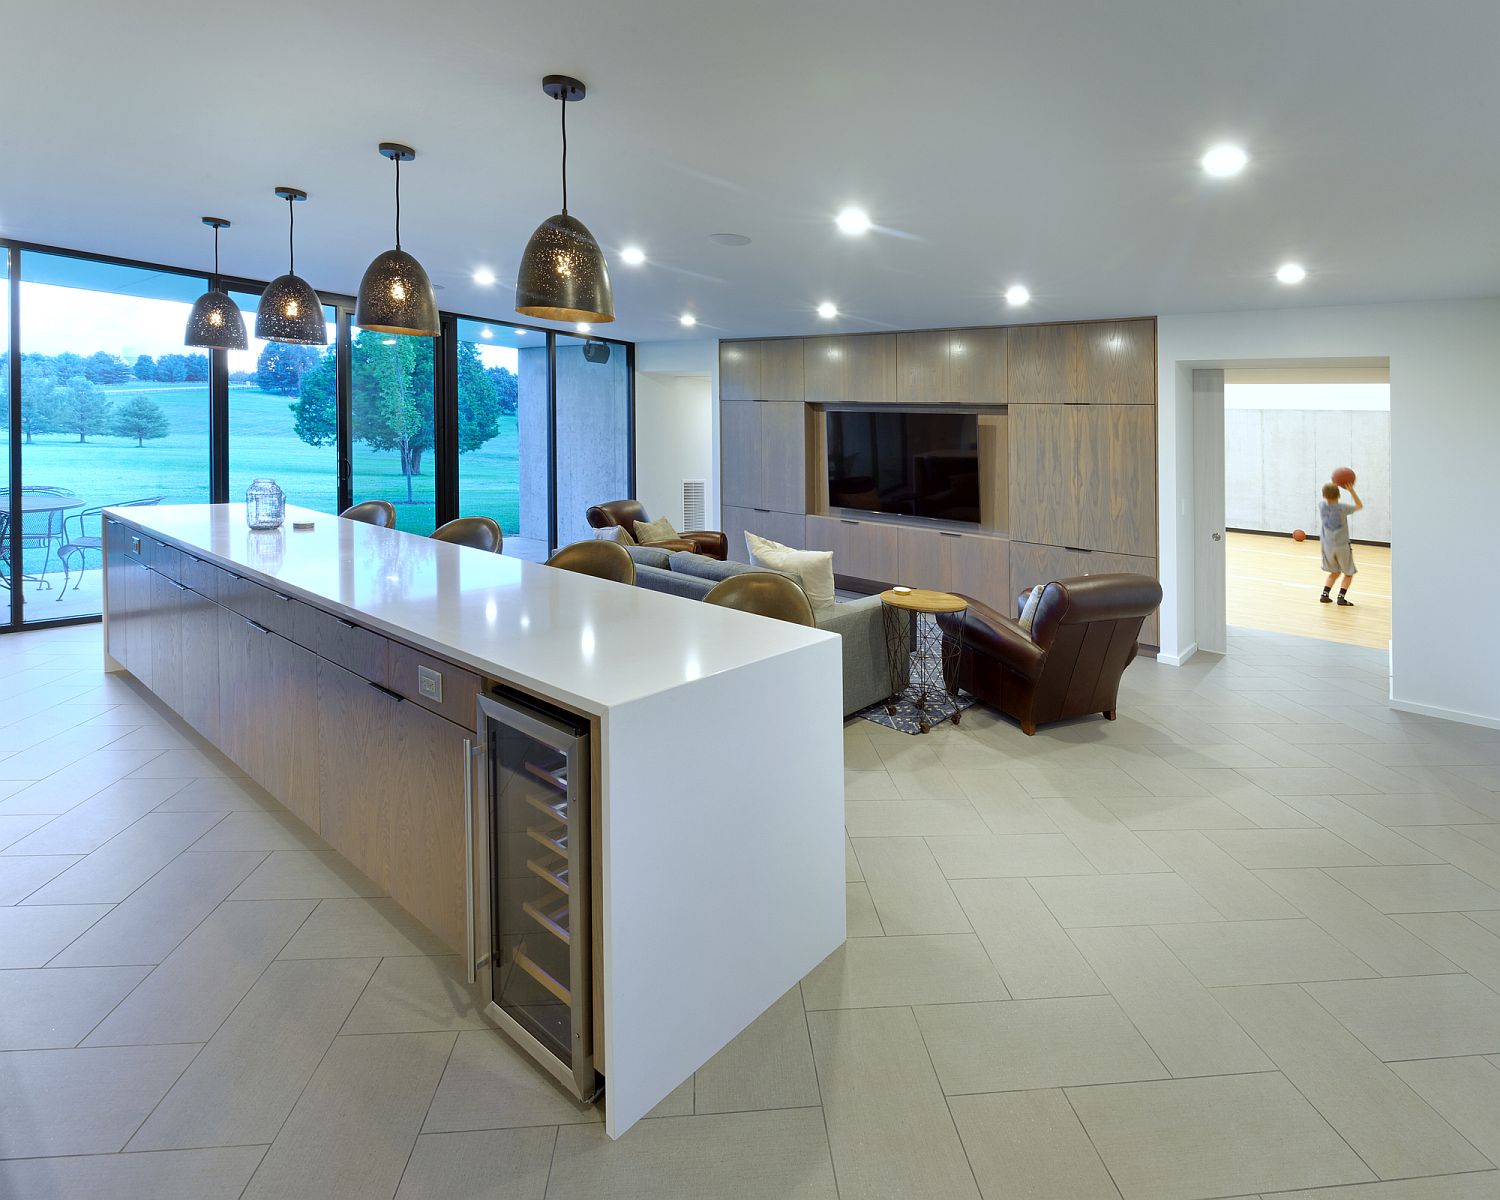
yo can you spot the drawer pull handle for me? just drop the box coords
[463,737,477,984]
[940,531,961,538]
[243,617,270,634]
[367,680,404,703]
[840,519,858,526]
[336,617,358,630]
[753,507,771,514]
[1065,546,1093,553]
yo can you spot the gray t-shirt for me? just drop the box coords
[1319,499,1355,548]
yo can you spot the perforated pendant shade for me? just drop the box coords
[514,212,614,323]
[186,217,248,350]
[356,248,439,336]
[185,289,247,350]
[255,273,327,345]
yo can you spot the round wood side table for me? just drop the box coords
[878,588,968,734]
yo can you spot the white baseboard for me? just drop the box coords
[1158,643,1198,667]
[1388,696,1500,732]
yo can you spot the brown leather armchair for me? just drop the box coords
[936,574,1162,735]
[585,499,728,560]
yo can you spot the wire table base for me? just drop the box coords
[880,602,967,735]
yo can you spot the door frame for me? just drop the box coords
[1192,369,1226,655]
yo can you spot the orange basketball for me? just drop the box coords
[1292,528,1307,542]
[1331,466,1356,488]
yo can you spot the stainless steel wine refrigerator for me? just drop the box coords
[469,690,598,1101]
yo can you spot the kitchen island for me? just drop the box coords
[101,503,845,1138]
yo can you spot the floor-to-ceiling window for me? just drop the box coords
[553,332,631,548]
[228,290,338,513]
[15,252,210,621]
[455,319,550,561]
[1,256,12,626]
[350,324,436,535]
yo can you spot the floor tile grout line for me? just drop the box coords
[388,1027,461,1196]
[1057,1082,1128,1200]
[907,1004,985,1198]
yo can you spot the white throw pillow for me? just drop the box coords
[744,532,836,612]
[1018,584,1046,634]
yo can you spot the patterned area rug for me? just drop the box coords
[855,644,976,735]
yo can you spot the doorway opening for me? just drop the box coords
[1193,360,1392,654]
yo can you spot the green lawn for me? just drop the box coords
[3,382,523,542]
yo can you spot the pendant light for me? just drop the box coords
[255,187,327,345]
[515,75,614,325]
[185,217,248,350]
[355,143,438,337]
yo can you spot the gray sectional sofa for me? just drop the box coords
[625,546,898,717]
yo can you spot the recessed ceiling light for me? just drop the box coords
[1004,284,1031,306]
[472,267,497,286]
[708,232,751,246]
[620,245,646,265]
[1200,143,1249,178]
[1275,262,1307,284]
[679,313,697,327]
[817,301,838,319]
[835,206,871,236]
[480,327,493,339]
[575,322,592,334]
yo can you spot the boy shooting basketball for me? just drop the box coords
[1318,481,1363,605]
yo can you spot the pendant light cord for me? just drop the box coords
[287,195,296,275]
[394,154,403,250]
[212,224,220,288]
[560,93,569,214]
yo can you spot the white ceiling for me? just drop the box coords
[4,0,1498,343]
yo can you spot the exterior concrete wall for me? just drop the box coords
[1224,408,1392,541]
[555,344,630,548]
[518,346,549,544]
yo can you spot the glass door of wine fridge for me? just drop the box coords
[473,690,597,1101]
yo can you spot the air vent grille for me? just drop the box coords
[682,479,707,530]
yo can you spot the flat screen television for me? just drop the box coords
[826,410,981,524]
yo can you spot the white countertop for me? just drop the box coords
[108,504,836,716]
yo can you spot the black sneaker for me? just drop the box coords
[1337,596,1354,606]
[1319,594,1333,603]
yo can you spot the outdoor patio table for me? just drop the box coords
[0,492,86,589]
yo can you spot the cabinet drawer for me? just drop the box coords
[220,570,271,626]
[298,604,390,686]
[260,588,303,641]
[387,641,480,729]
[180,553,220,603]
[806,515,899,583]
[148,539,182,582]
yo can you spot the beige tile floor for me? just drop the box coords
[3,622,1500,1198]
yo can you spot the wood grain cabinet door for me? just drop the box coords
[803,337,846,405]
[178,586,221,744]
[897,331,950,405]
[385,705,470,954]
[719,401,764,509]
[946,532,1011,612]
[725,506,808,562]
[148,570,184,716]
[1009,541,1160,644]
[316,657,396,891]
[270,633,321,833]
[758,339,805,403]
[1076,405,1157,557]
[719,341,761,404]
[759,402,806,514]
[896,525,950,590]
[948,327,1008,406]
[1008,405,1079,546]
[846,334,897,404]
[1007,324,1075,404]
[1076,319,1155,405]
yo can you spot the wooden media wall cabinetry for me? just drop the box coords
[719,317,1159,644]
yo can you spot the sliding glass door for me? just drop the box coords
[455,319,550,561]
[227,290,339,514]
[350,325,436,535]
[13,252,209,621]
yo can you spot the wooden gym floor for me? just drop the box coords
[1226,531,1391,649]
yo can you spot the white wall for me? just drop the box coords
[1158,298,1500,727]
[1224,406,1391,541]
[633,340,717,530]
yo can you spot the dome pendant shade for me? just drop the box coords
[514,211,614,323]
[255,273,327,345]
[356,248,439,336]
[185,288,248,349]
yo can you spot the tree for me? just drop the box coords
[457,342,501,452]
[255,342,320,395]
[290,353,337,446]
[110,394,170,447]
[19,362,59,443]
[85,351,130,385]
[349,332,432,501]
[485,364,519,415]
[185,353,210,383]
[57,376,112,442]
[51,352,86,383]
[155,353,189,383]
[133,354,157,381]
